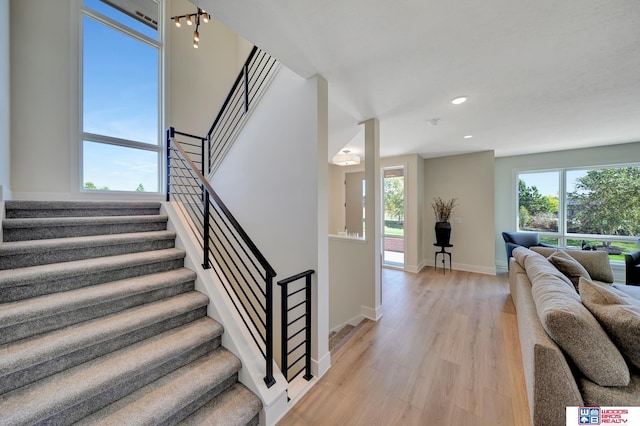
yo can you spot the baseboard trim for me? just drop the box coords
[361,304,383,321]
[422,258,496,276]
[313,351,331,378]
[404,259,426,273]
[453,263,496,275]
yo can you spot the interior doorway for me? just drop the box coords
[383,167,405,267]
[345,171,365,237]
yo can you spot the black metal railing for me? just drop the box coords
[278,270,315,383]
[167,127,278,387]
[206,46,278,175]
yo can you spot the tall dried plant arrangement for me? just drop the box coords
[432,197,458,222]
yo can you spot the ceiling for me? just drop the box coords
[196,0,640,161]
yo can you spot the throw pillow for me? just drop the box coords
[523,248,575,290]
[531,274,630,386]
[530,246,614,283]
[512,246,545,269]
[580,277,640,370]
[547,250,591,292]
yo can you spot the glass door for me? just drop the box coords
[383,167,405,266]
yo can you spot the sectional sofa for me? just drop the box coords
[509,246,640,425]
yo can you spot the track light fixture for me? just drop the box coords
[170,7,210,48]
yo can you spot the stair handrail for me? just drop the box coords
[167,127,277,387]
[207,45,258,138]
[204,46,278,175]
[168,128,276,277]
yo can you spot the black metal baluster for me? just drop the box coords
[304,272,313,381]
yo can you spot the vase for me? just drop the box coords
[435,221,452,246]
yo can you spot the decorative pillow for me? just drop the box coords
[547,250,591,292]
[522,248,575,290]
[531,246,614,283]
[512,246,545,269]
[531,274,630,386]
[580,277,640,370]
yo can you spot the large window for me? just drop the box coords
[81,0,161,192]
[518,166,640,261]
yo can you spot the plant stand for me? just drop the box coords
[434,243,453,274]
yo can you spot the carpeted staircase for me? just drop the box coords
[0,200,261,425]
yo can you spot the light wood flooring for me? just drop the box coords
[278,267,531,426]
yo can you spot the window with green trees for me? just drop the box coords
[517,166,640,261]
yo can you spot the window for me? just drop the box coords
[517,166,640,261]
[81,0,161,192]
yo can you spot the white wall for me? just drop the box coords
[328,118,382,331]
[495,141,640,270]
[168,0,246,136]
[329,236,373,330]
[0,0,9,200]
[424,151,496,275]
[9,0,246,200]
[211,67,330,376]
[10,0,72,198]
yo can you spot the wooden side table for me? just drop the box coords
[434,243,453,274]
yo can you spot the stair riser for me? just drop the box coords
[0,239,175,270]
[38,339,219,426]
[5,206,161,219]
[0,306,211,395]
[0,280,195,345]
[0,258,185,303]
[162,374,238,425]
[3,222,168,242]
[178,383,262,426]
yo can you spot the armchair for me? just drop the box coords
[502,231,557,266]
[625,251,640,286]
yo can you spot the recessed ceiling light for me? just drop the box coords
[463,135,473,139]
[450,96,469,105]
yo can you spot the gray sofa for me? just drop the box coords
[509,246,640,426]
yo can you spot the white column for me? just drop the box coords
[362,118,382,317]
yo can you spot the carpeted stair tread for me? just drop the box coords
[4,200,161,218]
[3,215,169,241]
[0,200,263,424]
[179,383,262,426]
[75,348,243,426]
[0,292,213,394]
[0,268,197,344]
[0,230,176,255]
[0,248,187,302]
[0,230,177,269]
[0,317,220,425]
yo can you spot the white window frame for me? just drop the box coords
[516,164,640,262]
[78,0,164,194]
